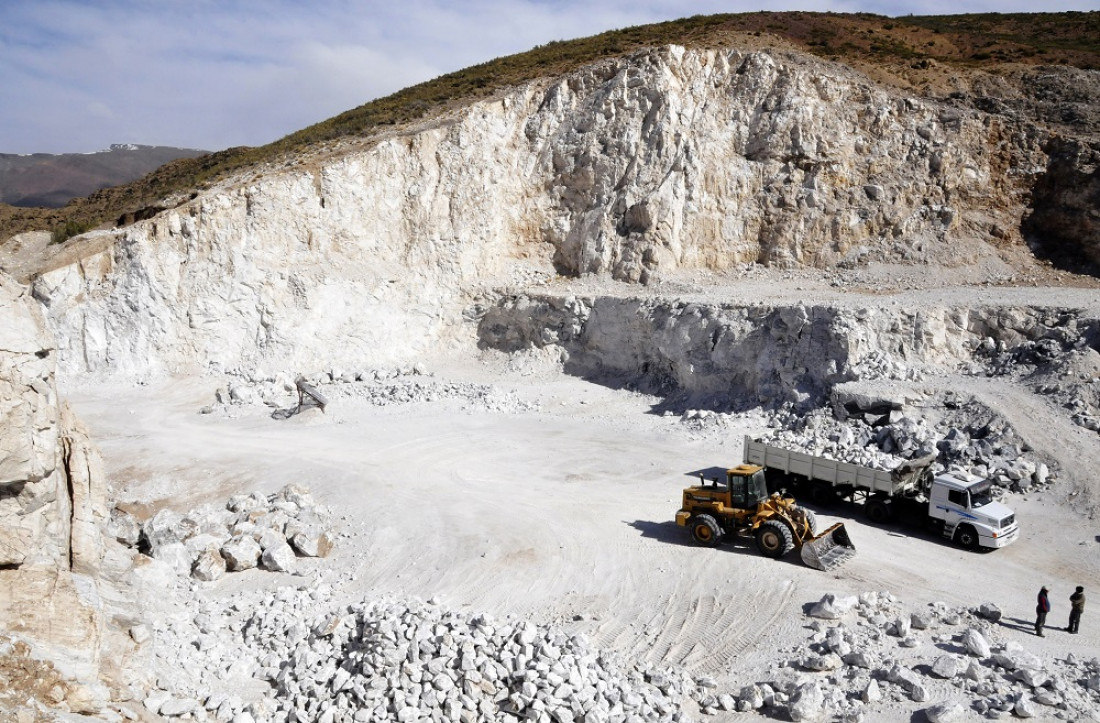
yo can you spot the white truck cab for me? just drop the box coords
[928,471,1019,549]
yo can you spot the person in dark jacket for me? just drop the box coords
[1035,585,1051,636]
[1068,586,1085,634]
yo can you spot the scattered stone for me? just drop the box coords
[910,611,932,630]
[909,682,930,702]
[1014,696,1037,718]
[888,664,922,693]
[843,651,873,668]
[931,655,962,679]
[159,697,198,717]
[788,682,825,722]
[290,529,332,558]
[129,624,151,644]
[802,653,843,671]
[962,628,991,657]
[978,602,1002,622]
[1014,667,1049,688]
[809,593,858,619]
[192,545,227,582]
[260,541,296,573]
[862,679,881,703]
[108,508,142,547]
[925,701,966,723]
[143,690,171,714]
[154,542,193,577]
[220,535,261,572]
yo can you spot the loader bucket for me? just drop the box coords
[800,522,856,571]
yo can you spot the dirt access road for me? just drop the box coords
[66,354,1100,713]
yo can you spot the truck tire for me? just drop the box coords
[809,481,836,507]
[755,520,794,558]
[690,515,722,547]
[955,525,980,550]
[865,498,893,524]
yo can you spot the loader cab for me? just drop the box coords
[727,465,769,509]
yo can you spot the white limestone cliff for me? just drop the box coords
[27,46,1072,378]
[0,272,109,689]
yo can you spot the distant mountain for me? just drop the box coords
[0,144,208,208]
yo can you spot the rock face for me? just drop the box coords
[0,272,109,681]
[0,274,107,570]
[26,45,1096,378]
[479,293,1100,409]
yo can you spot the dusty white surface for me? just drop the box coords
[63,344,1100,719]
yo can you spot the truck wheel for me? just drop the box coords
[755,520,794,558]
[865,499,893,524]
[955,525,979,550]
[690,515,722,547]
[809,482,836,507]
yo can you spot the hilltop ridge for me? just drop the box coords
[2,10,1098,250]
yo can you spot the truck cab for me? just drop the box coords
[927,471,1019,549]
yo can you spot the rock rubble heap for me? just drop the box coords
[205,367,539,418]
[708,591,1100,722]
[130,583,1100,723]
[131,581,695,723]
[109,484,333,582]
[247,597,691,723]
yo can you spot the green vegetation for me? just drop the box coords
[3,11,1097,246]
[50,219,93,245]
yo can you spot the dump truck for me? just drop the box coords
[675,464,857,570]
[742,435,1019,550]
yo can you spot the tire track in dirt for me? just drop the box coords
[588,572,798,674]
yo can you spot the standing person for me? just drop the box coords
[1035,585,1051,636]
[1069,586,1085,634]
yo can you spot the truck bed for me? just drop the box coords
[743,435,914,496]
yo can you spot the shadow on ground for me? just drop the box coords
[628,519,807,567]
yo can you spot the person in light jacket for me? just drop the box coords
[1035,585,1051,636]
[1068,586,1085,634]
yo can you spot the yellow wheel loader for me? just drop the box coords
[675,464,856,570]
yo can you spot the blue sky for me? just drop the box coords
[1,0,1096,154]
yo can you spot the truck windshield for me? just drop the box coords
[969,482,994,507]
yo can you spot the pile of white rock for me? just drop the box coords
[206,366,539,416]
[108,484,332,582]
[131,581,696,723]
[247,597,691,723]
[335,378,539,415]
[707,591,1100,722]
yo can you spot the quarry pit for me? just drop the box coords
[3,37,1100,723]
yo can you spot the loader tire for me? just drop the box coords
[803,509,819,536]
[755,520,794,559]
[690,515,722,547]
